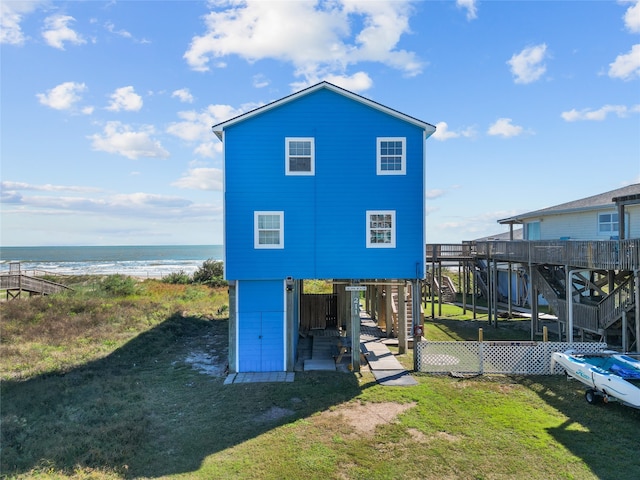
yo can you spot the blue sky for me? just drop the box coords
[1,0,639,247]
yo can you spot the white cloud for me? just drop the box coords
[42,14,86,50]
[172,167,223,191]
[167,104,259,142]
[253,74,270,88]
[426,189,445,199]
[1,1,44,45]
[172,88,194,103]
[104,21,150,44]
[104,21,132,39]
[184,0,422,84]
[107,86,143,112]
[88,121,170,160]
[431,121,477,141]
[456,0,478,21]
[167,103,256,156]
[622,0,640,33]
[1,181,101,193]
[507,44,548,84]
[561,104,640,121]
[0,181,212,219]
[36,81,87,111]
[166,110,213,142]
[291,70,373,92]
[487,118,524,137]
[111,192,192,209]
[194,142,221,159]
[608,44,640,80]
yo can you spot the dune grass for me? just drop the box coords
[2,280,639,480]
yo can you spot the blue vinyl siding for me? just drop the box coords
[237,280,285,372]
[225,87,425,280]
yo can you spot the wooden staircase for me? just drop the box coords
[426,272,457,302]
[0,273,70,299]
[390,282,423,341]
[533,265,636,338]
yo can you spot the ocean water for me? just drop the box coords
[0,245,223,278]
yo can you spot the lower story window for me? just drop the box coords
[255,211,284,249]
[366,210,396,248]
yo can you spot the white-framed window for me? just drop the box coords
[366,210,396,248]
[254,211,284,249]
[285,137,314,175]
[377,137,406,175]
[598,212,619,236]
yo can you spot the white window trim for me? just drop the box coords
[598,211,618,235]
[598,211,629,238]
[376,137,406,175]
[366,210,396,248]
[285,137,315,176]
[254,211,284,249]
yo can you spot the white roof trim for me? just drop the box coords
[212,81,436,141]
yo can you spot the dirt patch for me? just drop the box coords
[183,329,228,377]
[318,401,416,436]
[184,351,226,376]
[253,406,295,423]
[408,428,462,444]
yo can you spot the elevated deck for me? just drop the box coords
[427,239,640,271]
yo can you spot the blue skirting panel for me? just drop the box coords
[237,280,285,372]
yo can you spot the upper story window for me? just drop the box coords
[366,210,396,248]
[286,138,314,175]
[377,137,406,175]
[255,211,284,249]
[598,212,619,236]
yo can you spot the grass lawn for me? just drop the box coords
[2,280,639,479]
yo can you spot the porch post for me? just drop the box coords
[398,282,407,354]
[412,279,422,371]
[285,280,296,371]
[635,270,640,353]
[350,286,361,372]
[385,284,393,337]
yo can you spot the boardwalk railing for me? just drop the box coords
[0,273,70,297]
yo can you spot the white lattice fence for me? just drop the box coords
[416,341,608,375]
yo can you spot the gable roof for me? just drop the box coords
[211,81,436,141]
[498,184,640,225]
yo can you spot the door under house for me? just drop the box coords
[237,280,286,372]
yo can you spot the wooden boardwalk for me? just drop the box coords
[0,273,70,299]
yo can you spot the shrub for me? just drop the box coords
[100,274,137,296]
[193,259,227,287]
[162,270,191,285]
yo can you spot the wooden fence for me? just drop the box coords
[300,294,337,330]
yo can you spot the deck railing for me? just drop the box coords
[428,239,640,270]
[598,277,635,330]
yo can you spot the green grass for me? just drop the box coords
[2,281,640,480]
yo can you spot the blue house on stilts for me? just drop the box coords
[213,82,436,373]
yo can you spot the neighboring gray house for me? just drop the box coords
[497,184,640,241]
[429,184,640,351]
